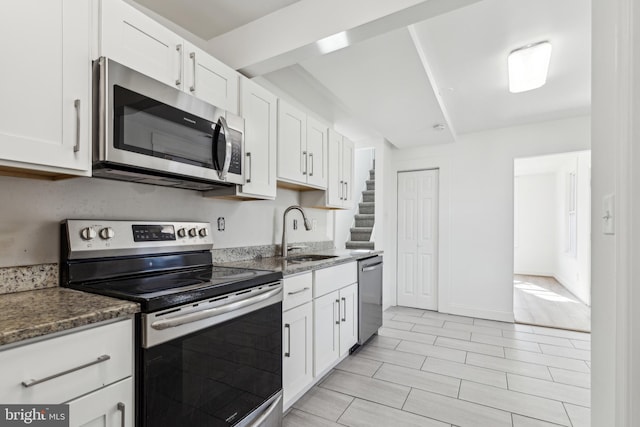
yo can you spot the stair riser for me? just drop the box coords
[351,234,372,242]
[366,182,375,191]
[363,194,374,202]
[355,220,374,228]
[359,205,374,214]
[346,242,375,250]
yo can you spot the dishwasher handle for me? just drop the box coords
[361,261,382,272]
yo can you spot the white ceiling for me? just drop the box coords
[132,0,591,149]
[132,0,301,40]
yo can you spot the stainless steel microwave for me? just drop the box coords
[92,57,244,191]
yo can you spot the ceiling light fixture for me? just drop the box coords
[508,41,552,93]
[316,31,349,55]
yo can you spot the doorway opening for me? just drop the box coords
[397,169,439,311]
[513,151,591,331]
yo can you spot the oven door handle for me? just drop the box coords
[247,394,282,427]
[150,286,282,330]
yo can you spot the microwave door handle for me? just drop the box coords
[216,116,232,180]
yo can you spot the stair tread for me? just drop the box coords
[351,227,373,231]
[355,214,375,218]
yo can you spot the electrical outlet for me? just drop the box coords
[217,217,225,232]
[293,219,298,230]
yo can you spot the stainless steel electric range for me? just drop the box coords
[60,220,283,427]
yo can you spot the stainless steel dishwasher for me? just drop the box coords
[357,255,383,346]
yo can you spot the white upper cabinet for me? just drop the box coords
[277,99,327,189]
[0,0,91,177]
[238,78,277,199]
[305,116,328,188]
[183,42,239,114]
[100,0,182,90]
[100,0,239,114]
[302,129,354,209]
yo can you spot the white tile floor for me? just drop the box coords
[283,306,591,427]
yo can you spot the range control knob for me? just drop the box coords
[99,227,115,240]
[177,228,187,238]
[80,227,97,241]
[199,228,209,238]
[188,228,198,238]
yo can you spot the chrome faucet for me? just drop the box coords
[281,205,312,257]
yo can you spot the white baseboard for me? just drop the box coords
[514,271,554,277]
[446,304,515,323]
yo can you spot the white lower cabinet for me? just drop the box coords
[0,319,134,426]
[313,282,358,376]
[68,377,133,427]
[282,301,313,408]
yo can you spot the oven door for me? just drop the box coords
[95,57,244,185]
[139,283,282,427]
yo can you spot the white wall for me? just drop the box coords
[0,175,332,268]
[385,115,590,321]
[513,173,557,276]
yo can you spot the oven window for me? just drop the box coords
[140,302,282,427]
[113,85,219,169]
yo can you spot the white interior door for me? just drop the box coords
[397,169,439,310]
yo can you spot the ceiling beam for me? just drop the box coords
[206,0,482,77]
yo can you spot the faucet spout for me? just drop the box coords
[281,205,312,257]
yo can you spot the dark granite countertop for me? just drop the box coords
[215,249,383,276]
[0,287,140,346]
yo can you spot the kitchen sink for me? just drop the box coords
[285,254,338,263]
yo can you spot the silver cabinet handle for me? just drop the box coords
[339,180,344,200]
[151,286,282,330]
[287,287,310,296]
[344,181,348,201]
[22,355,111,388]
[189,51,197,92]
[284,324,291,357]
[341,297,347,322]
[309,152,314,176]
[247,394,282,427]
[302,151,308,175]
[335,299,340,325]
[117,402,125,427]
[73,99,81,153]
[245,152,252,183]
[175,44,183,87]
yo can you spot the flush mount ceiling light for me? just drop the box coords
[508,41,552,93]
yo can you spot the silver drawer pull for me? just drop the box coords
[362,262,382,272]
[287,287,310,296]
[21,355,111,388]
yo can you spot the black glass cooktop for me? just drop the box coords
[71,266,282,312]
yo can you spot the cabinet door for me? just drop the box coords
[326,130,343,207]
[277,100,307,184]
[184,42,239,114]
[341,137,355,208]
[283,302,313,408]
[0,0,91,175]
[101,0,182,89]
[67,378,133,427]
[237,78,277,199]
[313,291,340,376]
[339,283,359,356]
[306,116,328,188]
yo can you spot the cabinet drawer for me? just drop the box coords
[283,272,313,311]
[313,262,357,298]
[0,319,133,404]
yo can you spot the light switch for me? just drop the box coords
[602,194,615,235]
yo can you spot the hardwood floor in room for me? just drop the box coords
[283,306,591,427]
[514,274,591,332]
